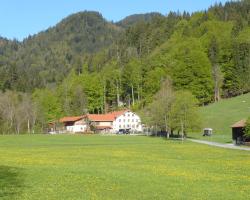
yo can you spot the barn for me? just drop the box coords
[231,119,247,145]
[59,116,88,133]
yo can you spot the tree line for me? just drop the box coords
[142,79,201,138]
[0,1,249,134]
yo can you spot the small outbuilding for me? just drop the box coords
[231,119,246,145]
[203,128,213,136]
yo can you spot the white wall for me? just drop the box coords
[66,124,87,133]
[113,111,142,133]
[94,121,113,126]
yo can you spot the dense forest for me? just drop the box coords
[0,0,249,133]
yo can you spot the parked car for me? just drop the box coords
[117,129,131,134]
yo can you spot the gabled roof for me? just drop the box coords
[87,114,115,122]
[231,119,246,128]
[87,110,129,122]
[59,109,130,123]
[59,116,85,123]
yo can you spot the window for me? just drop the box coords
[136,125,139,128]
[128,114,130,117]
[136,119,139,122]
[127,124,130,128]
[123,125,125,128]
[119,125,121,128]
[132,124,135,128]
[132,119,134,122]
[119,119,121,122]
[128,119,130,122]
[123,119,125,122]
[132,114,134,117]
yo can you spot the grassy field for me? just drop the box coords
[0,135,250,200]
[189,93,250,143]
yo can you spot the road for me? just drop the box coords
[188,139,250,151]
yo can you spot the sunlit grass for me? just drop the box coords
[190,93,250,143]
[0,134,250,199]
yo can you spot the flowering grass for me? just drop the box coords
[0,134,250,199]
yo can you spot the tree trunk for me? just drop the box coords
[213,64,222,102]
[16,124,20,135]
[139,40,142,58]
[116,80,120,107]
[164,115,169,138]
[116,44,120,61]
[103,84,106,113]
[128,95,131,109]
[131,85,135,106]
[181,120,184,141]
[137,85,140,101]
[27,119,30,134]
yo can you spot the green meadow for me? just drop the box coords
[189,93,250,143]
[0,134,250,200]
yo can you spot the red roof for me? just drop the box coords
[59,116,85,123]
[59,110,130,123]
[231,119,246,128]
[87,114,114,122]
[87,110,129,122]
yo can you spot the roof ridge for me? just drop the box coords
[231,119,247,128]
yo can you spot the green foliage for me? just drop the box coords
[142,67,166,104]
[143,81,201,136]
[0,1,249,116]
[144,79,174,133]
[171,91,201,135]
[116,12,163,28]
[32,89,62,123]
[57,71,103,114]
[171,39,214,104]
[0,91,36,134]
[244,117,250,138]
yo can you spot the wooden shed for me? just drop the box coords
[231,119,246,145]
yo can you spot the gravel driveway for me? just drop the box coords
[188,139,250,151]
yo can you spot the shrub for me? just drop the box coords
[244,117,250,138]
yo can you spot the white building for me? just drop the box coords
[87,110,142,133]
[112,110,142,133]
[58,110,142,134]
[59,116,88,133]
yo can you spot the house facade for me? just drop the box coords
[88,110,142,133]
[87,114,114,133]
[112,110,142,133]
[58,110,142,134]
[59,116,88,133]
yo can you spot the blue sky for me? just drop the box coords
[0,0,228,41]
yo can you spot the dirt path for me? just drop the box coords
[188,139,250,151]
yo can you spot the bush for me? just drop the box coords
[244,117,250,138]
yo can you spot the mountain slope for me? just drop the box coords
[24,11,122,54]
[0,11,123,91]
[116,12,164,28]
[0,1,249,109]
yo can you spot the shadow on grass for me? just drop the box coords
[0,166,24,199]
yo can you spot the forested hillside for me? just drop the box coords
[0,1,249,133]
[116,12,163,28]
